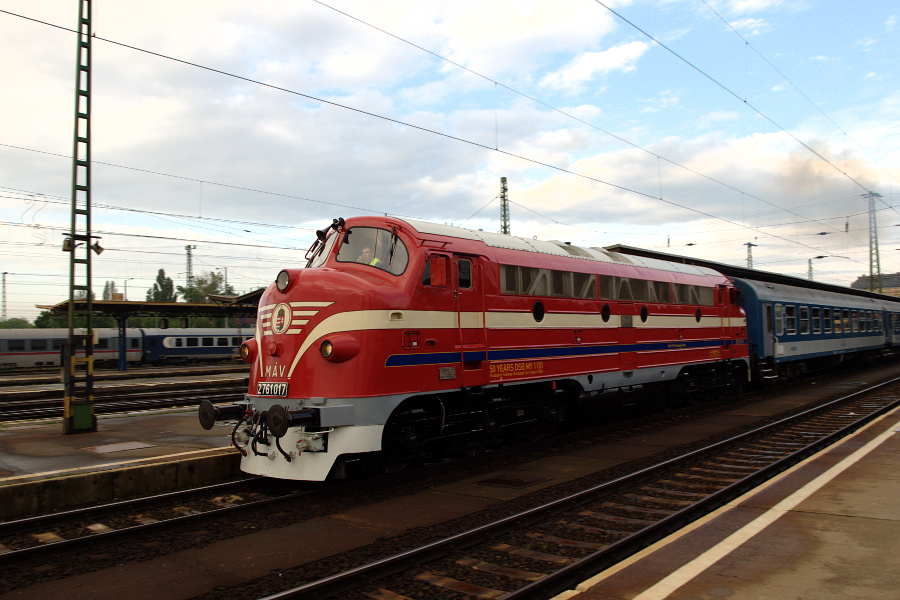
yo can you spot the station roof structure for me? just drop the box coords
[37,288,265,320]
[605,244,894,302]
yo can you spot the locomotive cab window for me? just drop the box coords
[336,226,409,275]
[458,259,473,289]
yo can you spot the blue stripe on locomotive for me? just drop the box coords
[732,277,891,363]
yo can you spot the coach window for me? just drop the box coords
[823,308,832,333]
[833,309,842,333]
[8,339,24,351]
[202,337,214,347]
[812,307,821,334]
[31,339,48,351]
[842,309,850,333]
[131,338,141,349]
[187,338,199,347]
[336,226,409,275]
[784,305,797,335]
[799,307,810,334]
[850,310,858,332]
[174,338,183,348]
[217,338,229,347]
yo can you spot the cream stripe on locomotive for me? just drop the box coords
[259,302,334,336]
[280,308,746,380]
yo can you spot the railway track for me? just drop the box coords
[0,377,248,421]
[0,475,322,562]
[255,377,900,600]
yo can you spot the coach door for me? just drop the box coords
[764,303,778,356]
[454,255,487,387]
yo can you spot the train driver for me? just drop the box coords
[357,246,384,268]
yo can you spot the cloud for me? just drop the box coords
[728,17,768,35]
[540,42,652,92]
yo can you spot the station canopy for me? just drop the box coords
[37,288,264,322]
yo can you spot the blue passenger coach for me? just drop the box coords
[732,277,898,379]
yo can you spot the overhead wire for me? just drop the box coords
[0,7,885,267]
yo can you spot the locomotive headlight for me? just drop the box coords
[319,334,360,363]
[240,339,258,363]
[275,270,291,292]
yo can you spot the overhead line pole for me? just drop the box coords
[62,0,98,434]
[500,177,510,235]
[863,191,882,292]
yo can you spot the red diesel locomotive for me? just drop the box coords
[199,215,749,480]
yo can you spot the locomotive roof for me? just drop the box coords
[401,218,721,279]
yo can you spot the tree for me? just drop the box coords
[176,270,234,304]
[33,310,115,328]
[0,318,33,329]
[146,269,177,302]
[102,281,119,300]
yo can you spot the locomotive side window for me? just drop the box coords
[336,226,409,275]
[823,308,832,332]
[501,265,594,299]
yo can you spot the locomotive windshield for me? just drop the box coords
[336,226,409,275]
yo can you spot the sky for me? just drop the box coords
[0,0,898,321]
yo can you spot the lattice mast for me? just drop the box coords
[864,192,882,292]
[500,177,510,235]
[63,0,97,434]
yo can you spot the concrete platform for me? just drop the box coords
[555,405,900,600]
[0,409,240,517]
